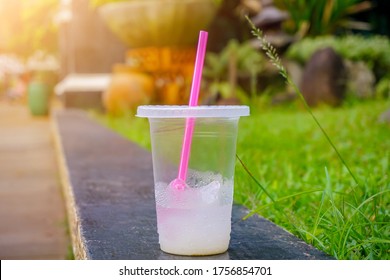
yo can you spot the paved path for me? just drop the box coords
[0,102,70,259]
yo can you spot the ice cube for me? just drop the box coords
[201,180,221,205]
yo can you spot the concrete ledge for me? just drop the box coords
[52,109,332,260]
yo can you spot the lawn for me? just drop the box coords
[96,99,390,260]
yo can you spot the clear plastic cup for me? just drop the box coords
[137,105,250,256]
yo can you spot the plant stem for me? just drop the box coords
[290,79,360,185]
[236,154,275,203]
[245,15,360,187]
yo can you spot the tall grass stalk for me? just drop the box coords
[245,15,359,186]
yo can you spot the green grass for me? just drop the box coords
[96,100,390,260]
[235,101,389,260]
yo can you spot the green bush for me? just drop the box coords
[286,35,390,79]
[375,76,390,99]
[203,39,265,101]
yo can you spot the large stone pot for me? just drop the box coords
[98,0,221,48]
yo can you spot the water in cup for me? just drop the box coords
[155,170,233,255]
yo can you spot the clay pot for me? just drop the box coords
[103,65,154,115]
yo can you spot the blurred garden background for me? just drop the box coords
[0,0,389,260]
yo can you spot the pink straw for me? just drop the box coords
[174,31,208,189]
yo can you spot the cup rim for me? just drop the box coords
[136,105,250,118]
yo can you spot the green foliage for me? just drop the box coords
[204,39,264,79]
[286,35,390,78]
[274,0,371,37]
[203,39,264,100]
[375,76,390,99]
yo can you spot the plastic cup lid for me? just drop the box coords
[136,105,250,118]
